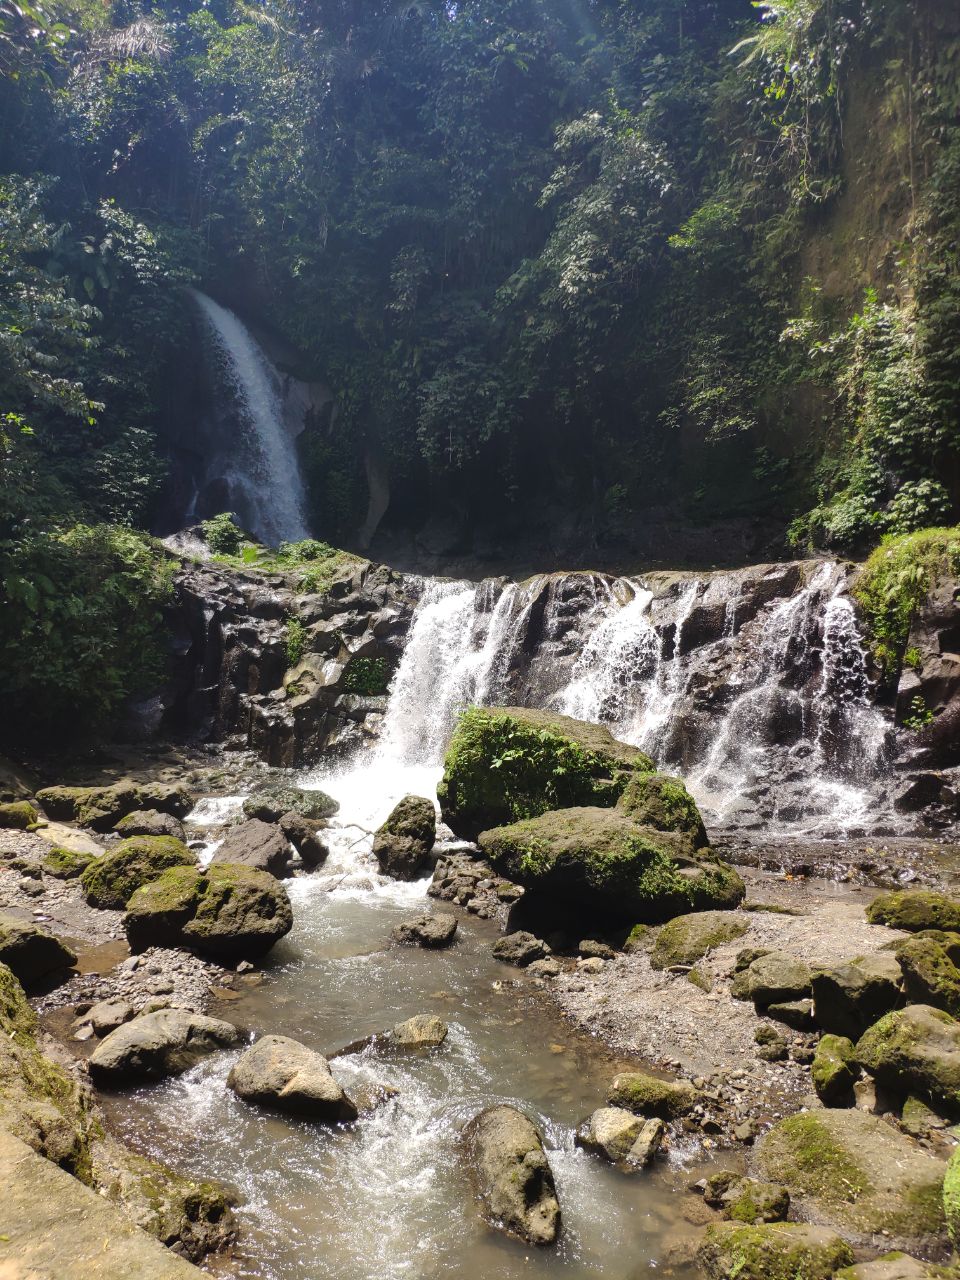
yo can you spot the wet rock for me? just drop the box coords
[731,951,812,1009]
[0,800,38,829]
[114,810,186,840]
[810,952,904,1039]
[41,845,94,879]
[242,783,338,822]
[607,1070,697,1120]
[228,1035,358,1121]
[867,890,960,933]
[0,915,76,988]
[438,706,652,840]
[896,934,960,1016]
[616,772,708,846]
[124,864,293,961]
[492,931,550,967]
[697,1222,853,1280]
[706,1174,790,1224]
[811,1034,859,1105]
[85,999,135,1037]
[81,836,198,910]
[88,1008,240,1085]
[391,1014,448,1049]
[463,1104,561,1246]
[855,1004,960,1116]
[650,910,748,970]
[756,1108,947,1243]
[278,812,329,867]
[372,795,436,880]
[626,1116,665,1168]
[392,913,458,948]
[211,818,292,878]
[576,1106,645,1163]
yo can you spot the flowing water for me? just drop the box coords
[191,290,310,545]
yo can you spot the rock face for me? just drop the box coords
[438,706,653,840]
[372,795,436,880]
[124,864,293,960]
[0,915,76,987]
[810,952,904,1038]
[242,783,339,822]
[227,1036,358,1121]
[867,890,960,933]
[650,910,748,970]
[392,913,458,948]
[81,836,198,910]
[756,1108,946,1243]
[697,1222,853,1280]
[480,806,743,926]
[463,1105,561,1246]
[88,1009,241,1085]
[855,1004,960,1115]
[211,819,292,878]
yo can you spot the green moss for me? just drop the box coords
[811,1034,858,1105]
[41,845,94,879]
[760,1112,871,1207]
[606,1070,697,1119]
[650,910,748,970]
[944,1144,960,1248]
[80,835,197,910]
[896,935,960,1016]
[616,773,707,845]
[867,890,960,933]
[698,1222,853,1280]
[623,924,651,953]
[0,801,39,829]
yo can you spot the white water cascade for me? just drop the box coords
[191,290,310,545]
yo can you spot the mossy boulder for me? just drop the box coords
[650,910,748,970]
[867,891,960,934]
[606,1070,697,1120]
[80,836,198,910]
[755,1108,946,1244]
[855,1004,960,1116]
[811,953,904,1039]
[896,935,960,1017]
[438,706,653,840]
[114,810,185,840]
[242,783,338,823]
[124,863,293,961]
[836,1256,959,1280]
[697,1222,853,1280]
[36,781,193,831]
[616,772,707,845]
[372,795,436,880]
[811,1034,859,1105]
[41,845,94,880]
[0,801,39,829]
[0,916,76,989]
[478,807,744,926]
[731,950,813,1009]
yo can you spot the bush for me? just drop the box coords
[201,513,243,555]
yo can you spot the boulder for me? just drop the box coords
[479,807,743,926]
[855,1004,960,1116]
[0,915,76,988]
[896,935,960,1016]
[135,783,194,819]
[85,999,135,1037]
[0,800,38,829]
[227,1035,357,1121]
[41,845,94,879]
[836,1256,955,1280]
[279,812,329,867]
[438,706,653,840]
[392,913,458,948]
[650,910,748,970]
[616,772,708,845]
[391,1015,448,1049]
[462,1105,561,1245]
[80,836,197,910]
[810,952,904,1039]
[114,810,186,841]
[36,782,193,831]
[697,1222,853,1280]
[575,1107,664,1169]
[732,951,812,1009]
[704,1174,790,1224]
[492,931,550,967]
[766,999,815,1030]
[242,783,338,822]
[88,1009,240,1085]
[211,819,292,878]
[626,1117,665,1168]
[372,795,436,880]
[811,1034,859,1105]
[606,1070,697,1120]
[755,1108,946,1242]
[124,864,293,961]
[867,891,960,934]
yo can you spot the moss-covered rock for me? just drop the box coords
[606,1070,697,1119]
[478,807,744,926]
[944,1143,960,1250]
[41,845,94,879]
[616,772,708,845]
[811,1033,859,1105]
[36,781,193,831]
[697,1221,853,1280]
[438,706,653,839]
[372,795,436,880]
[867,891,960,934]
[835,1254,959,1280]
[755,1108,946,1243]
[896,935,960,1016]
[80,836,197,910]
[732,951,813,1009]
[242,783,338,822]
[811,953,905,1039]
[650,910,748,970]
[0,801,39,829]
[0,916,76,989]
[855,1004,960,1117]
[124,863,293,961]
[723,1179,791,1225]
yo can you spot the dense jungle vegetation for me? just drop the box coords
[0,0,959,732]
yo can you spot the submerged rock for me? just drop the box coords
[438,706,652,840]
[867,890,960,934]
[228,1035,358,1121]
[80,836,198,910]
[243,783,339,822]
[211,818,292,878]
[855,1004,960,1116]
[606,1070,697,1120]
[697,1221,853,1280]
[0,915,76,988]
[88,1009,240,1085]
[650,910,748,970]
[372,795,436,880]
[463,1104,561,1245]
[392,913,457,948]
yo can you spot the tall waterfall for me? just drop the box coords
[191,290,310,546]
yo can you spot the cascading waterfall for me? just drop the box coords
[191,289,310,546]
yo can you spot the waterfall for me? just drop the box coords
[191,290,310,546]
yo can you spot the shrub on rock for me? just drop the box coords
[438,706,653,839]
[463,1104,560,1245]
[697,1222,853,1280]
[80,836,197,910]
[867,891,960,934]
[372,795,436,880]
[227,1035,357,1121]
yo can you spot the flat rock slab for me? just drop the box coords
[89,1008,241,1085]
[0,1129,202,1278]
[228,1035,358,1121]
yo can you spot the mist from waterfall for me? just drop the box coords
[191,289,310,546]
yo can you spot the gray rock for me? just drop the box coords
[212,819,292,878]
[576,1107,645,1163]
[243,783,339,823]
[88,1009,240,1085]
[578,939,616,960]
[528,957,562,978]
[0,915,76,988]
[372,795,436,880]
[391,1015,448,1049]
[227,1035,358,1121]
[114,810,186,840]
[463,1105,561,1245]
[278,812,329,867]
[392,913,458,948]
[811,952,904,1039]
[626,1117,665,1168]
[86,999,135,1037]
[492,931,550,967]
[732,951,812,1008]
[765,999,815,1030]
